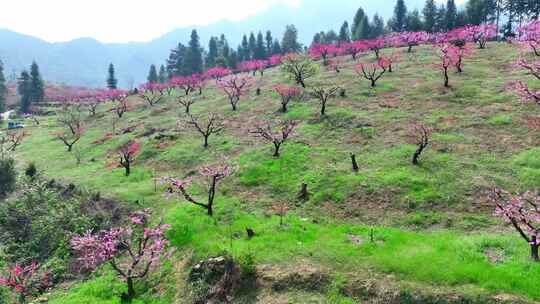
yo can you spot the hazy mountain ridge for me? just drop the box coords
[0,0,427,88]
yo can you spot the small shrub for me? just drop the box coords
[25,162,37,179]
[237,252,257,278]
[488,114,513,126]
[0,158,16,197]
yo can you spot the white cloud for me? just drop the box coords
[0,0,300,43]
[0,0,469,43]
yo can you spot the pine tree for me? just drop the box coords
[214,35,228,66]
[207,37,218,68]
[407,10,424,32]
[158,65,167,83]
[391,0,408,32]
[351,7,366,40]
[339,21,351,43]
[325,30,339,44]
[219,35,230,57]
[355,16,371,40]
[255,32,266,60]
[486,0,504,37]
[312,33,323,46]
[506,0,528,25]
[530,0,540,18]
[17,71,32,113]
[227,50,238,69]
[240,35,249,61]
[446,0,457,30]
[265,31,273,55]
[281,25,301,53]
[371,14,385,38]
[147,65,158,83]
[435,4,447,32]
[185,30,203,74]
[466,0,482,25]
[272,39,282,55]
[166,43,187,77]
[423,0,438,32]
[456,10,469,28]
[107,63,118,89]
[29,61,44,104]
[248,32,257,60]
[0,60,6,114]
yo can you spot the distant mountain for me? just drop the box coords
[0,0,427,88]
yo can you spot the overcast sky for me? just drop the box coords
[1,0,466,43]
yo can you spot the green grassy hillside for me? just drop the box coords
[12,42,540,303]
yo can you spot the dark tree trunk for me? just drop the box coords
[496,7,500,42]
[371,79,377,87]
[281,103,288,113]
[479,41,486,49]
[125,277,135,301]
[246,228,255,238]
[298,78,306,88]
[444,68,450,88]
[351,153,359,172]
[531,236,539,261]
[67,144,73,152]
[125,164,131,176]
[297,183,309,201]
[408,45,413,53]
[320,102,326,116]
[206,177,216,217]
[204,136,209,148]
[412,146,425,165]
[456,57,463,73]
[273,143,281,157]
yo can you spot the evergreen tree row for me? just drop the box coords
[390,0,539,34]
[163,25,301,79]
[312,0,539,46]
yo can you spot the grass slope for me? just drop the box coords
[13,42,540,303]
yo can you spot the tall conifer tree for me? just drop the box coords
[391,0,408,32]
[185,30,203,74]
[423,0,438,32]
[18,71,32,113]
[0,60,7,114]
[147,65,158,83]
[29,61,44,104]
[107,63,118,89]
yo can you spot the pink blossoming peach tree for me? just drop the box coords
[162,163,234,216]
[71,209,172,301]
